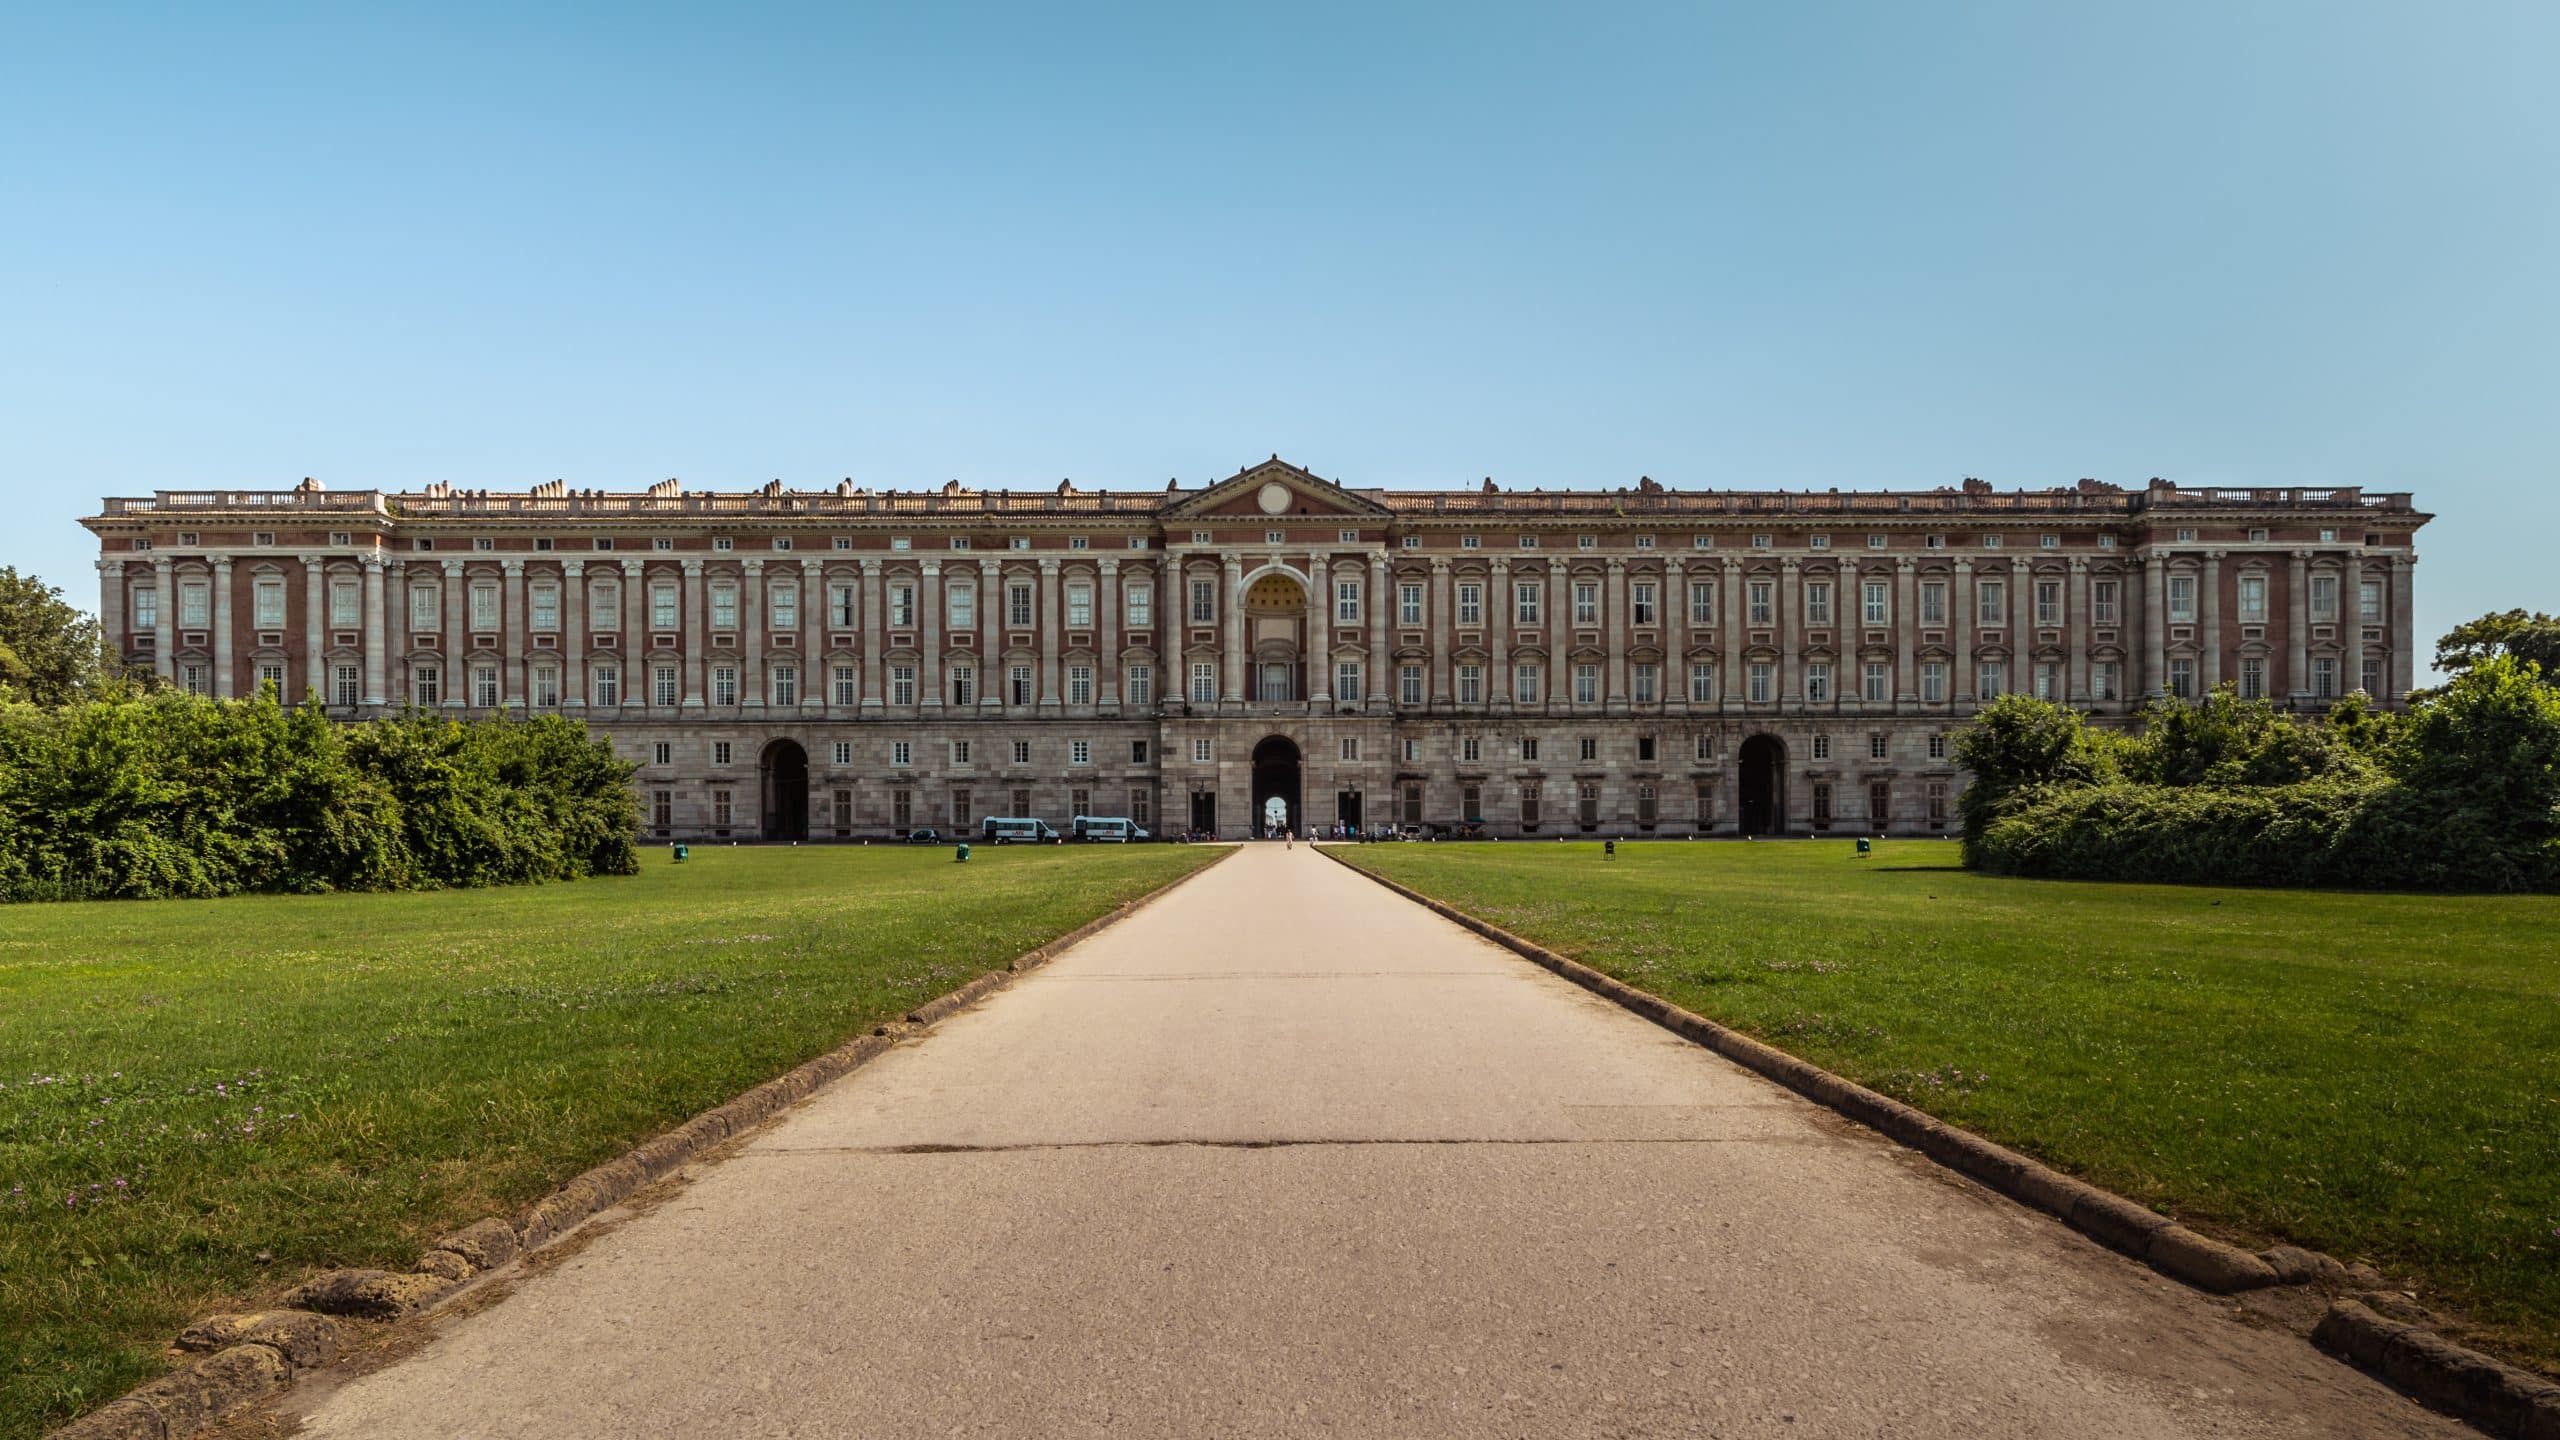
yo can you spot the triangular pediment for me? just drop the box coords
[1163,457,1394,521]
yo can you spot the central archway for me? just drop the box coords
[1250,734,1302,838]
[1738,733,1786,836]
[760,739,809,842]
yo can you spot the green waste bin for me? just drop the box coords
[955,843,970,863]
[673,843,689,863]
[1855,837,1872,857]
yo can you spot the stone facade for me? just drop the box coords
[82,459,2430,840]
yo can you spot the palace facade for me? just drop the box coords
[84,458,2429,841]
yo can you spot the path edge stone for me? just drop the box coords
[43,846,1231,1440]
[1317,843,2560,1437]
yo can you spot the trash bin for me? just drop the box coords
[955,842,971,863]
[672,843,689,863]
[1603,838,1616,860]
[1855,837,1872,858]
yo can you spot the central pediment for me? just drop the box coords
[1162,457,1393,521]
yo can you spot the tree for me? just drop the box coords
[2434,609,2560,684]
[1951,693,2116,844]
[0,568,110,707]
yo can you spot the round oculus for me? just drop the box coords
[1255,482,1291,515]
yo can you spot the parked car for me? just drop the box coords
[905,827,941,844]
[981,816,1061,844]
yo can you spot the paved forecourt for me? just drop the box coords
[284,843,2461,1439]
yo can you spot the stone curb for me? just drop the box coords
[1313,846,2279,1294]
[44,849,1228,1440]
[2313,1301,2560,1440]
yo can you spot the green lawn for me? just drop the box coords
[1339,840,2560,1373]
[0,843,1222,1440]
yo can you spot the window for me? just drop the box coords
[1066,582,1093,628]
[1011,538,1031,552]
[1576,535,1596,550]
[1457,582,1483,626]
[1633,663,1658,704]
[1688,581,1714,625]
[1516,582,1542,625]
[833,789,853,827]
[712,789,734,828]
[472,665,499,709]
[1012,740,1031,765]
[1862,581,1889,626]
[2238,574,2268,624]
[1694,733,1716,762]
[332,665,359,706]
[2239,656,2267,700]
[2093,580,2119,625]
[713,666,739,706]
[654,665,680,706]
[832,665,859,706]
[1573,664,1598,705]
[1807,662,1832,702]
[134,585,159,628]
[1521,737,1541,761]
[524,582,557,632]
[1862,662,1889,703]
[2040,534,2061,550]
[2247,528,2269,544]
[1752,534,1772,549]
[1335,661,1361,702]
[1070,740,1091,766]
[592,579,620,630]
[950,664,975,706]
[1514,662,1541,705]
[1338,736,1363,762]
[1636,535,1655,551]
[1868,732,1889,761]
[1464,783,1487,821]
[1189,662,1216,705]
[532,664,561,708]
[889,583,916,629]
[1399,664,1424,706]
[411,666,440,706]
[1191,738,1213,763]
[1811,535,1833,551]
[252,577,285,627]
[1927,782,1949,827]
[891,741,913,768]
[893,789,913,828]
[2362,656,2384,697]
[1748,662,1773,703]
[1128,664,1154,705]
[1576,782,1598,826]
[711,581,740,629]
[1634,784,1657,823]
[1572,736,1595,764]
[1520,783,1542,826]
[2091,660,2118,701]
[1518,534,1539,550]
[2359,580,2383,624]
[942,583,976,631]
[1459,535,1480,550]
[771,664,797,705]
[1805,580,1832,626]
[1812,734,1832,760]
[1921,661,1947,702]
[652,584,679,630]
[1977,579,2005,626]
[2033,661,2060,700]
[2167,575,2197,624]
[1402,535,1421,550]
[653,537,674,552]
[473,537,494,553]
[1457,663,1482,705]
[593,665,620,706]
[2169,658,2195,699]
[2309,574,2338,623]
[1573,582,1598,625]
[831,584,857,628]
[1126,582,1153,627]
[890,665,916,706]
[1189,578,1216,624]
[1634,734,1657,762]
[1927,733,1949,760]
[469,582,499,631]
[1979,659,2006,697]
[1630,581,1657,626]
[1459,735,1483,763]
[1920,581,1947,627]
[255,661,285,693]
[1264,530,1284,545]
[1742,580,1771,627]
[1011,665,1035,706]
[402,584,431,630]
[2035,580,2062,627]
[1693,535,1713,549]
[1130,788,1152,826]
[1132,740,1150,763]
[770,584,797,630]
[1869,780,1892,825]
[1689,663,1715,704]
[1399,583,1424,625]
[1068,665,1094,705]
[1069,536,1088,551]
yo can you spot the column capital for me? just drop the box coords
[855,557,878,575]
[919,559,940,577]
[1491,555,1511,573]
[1604,557,1626,573]
[2395,552,2415,570]
[620,557,645,576]
[2290,548,2313,560]
[1098,556,1118,575]
[1780,557,1801,573]
[558,557,583,576]
[2205,549,2227,561]
[2066,555,2088,572]
[360,555,385,573]
[1895,556,1917,572]
[442,559,466,576]
[1037,558,1060,575]
[1953,556,1973,573]
[500,559,525,575]
[978,557,1000,576]
[1661,556,1681,574]
[1428,557,1450,572]
[210,553,234,570]
[742,557,765,575]
[99,557,124,575]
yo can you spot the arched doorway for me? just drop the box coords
[1250,734,1302,838]
[760,739,809,842]
[1738,734,1786,836]
[1243,570,1309,701]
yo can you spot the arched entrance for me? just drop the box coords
[1243,570,1309,701]
[1738,734,1786,836]
[760,739,809,842]
[1250,734,1302,838]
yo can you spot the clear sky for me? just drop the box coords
[3,2,2552,663]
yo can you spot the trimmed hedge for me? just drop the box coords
[0,691,638,903]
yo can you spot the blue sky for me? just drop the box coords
[3,2,2552,661]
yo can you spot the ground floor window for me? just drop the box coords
[1867,780,1890,827]
[1812,782,1833,825]
[1071,787,1091,816]
[833,665,859,706]
[1461,783,1482,822]
[1401,783,1423,825]
[712,788,734,829]
[651,789,672,830]
[952,788,972,828]
[2169,657,2195,699]
[1927,781,1949,829]
[833,789,853,828]
[1520,783,1541,827]
[1130,789,1152,826]
[1012,787,1032,816]
[893,789,913,829]
[1694,781,1713,829]
[1636,783,1657,823]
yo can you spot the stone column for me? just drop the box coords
[915,559,942,710]
[1428,558,1452,707]
[98,559,123,660]
[501,560,527,707]
[440,562,467,709]
[2286,550,2310,703]
[1953,557,1975,704]
[359,557,384,703]
[562,559,585,708]
[858,558,883,709]
[621,560,647,706]
[1546,562,1568,711]
[683,560,708,709]
[2200,552,2224,691]
[1778,559,1801,704]
[1603,558,1627,710]
[1491,557,1513,712]
[742,558,767,709]
[1366,558,1389,713]
[1719,560,1741,712]
[152,557,178,681]
[1037,558,1062,710]
[2066,557,2089,705]
[2143,555,2166,699]
[1221,555,1245,708]
[1307,553,1331,703]
[1895,558,1918,705]
[1098,557,1122,708]
[2345,550,2367,701]
[2387,554,2413,701]
[2011,560,2033,695]
[978,558,1002,710]
[211,555,235,698]
[800,557,824,711]
[300,555,325,703]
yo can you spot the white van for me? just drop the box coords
[1071,816,1149,843]
[980,816,1059,844]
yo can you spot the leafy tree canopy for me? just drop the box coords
[0,567,111,707]
[2434,608,2560,683]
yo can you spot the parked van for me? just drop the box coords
[980,816,1059,844]
[1071,816,1150,843]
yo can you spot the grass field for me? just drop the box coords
[0,842,1222,1440]
[1338,839,2560,1374]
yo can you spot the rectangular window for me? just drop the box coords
[1012,665,1036,706]
[712,789,734,829]
[2034,662,2060,701]
[1920,581,1947,627]
[891,740,913,768]
[1068,665,1094,705]
[652,584,679,630]
[2359,580,2383,624]
[1457,582,1483,627]
[1399,583,1424,625]
[771,584,798,630]
[1862,581,1889,626]
[831,584,857,628]
[833,789,852,827]
[2091,660,2117,701]
[1978,660,2005,697]
[893,789,913,828]
[2239,656,2267,699]
[2238,574,2268,624]
[470,583,500,631]
[411,666,440,706]
[1688,663,1714,704]
[1520,783,1542,826]
[1334,661,1361,702]
[1341,737,1362,762]
[1457,663,1482,705]
[1516,582,1542,625]
[1927,782,1949,826]
[1128,664,1154,706]
[1573,663,1598,705]
[2168,575,2197,624]
[949,664,975,706]
[2362,656,2383,697]
[2035,580,2062,627]
[1520,737,1540,761]
[592,579,620,630]
[332,664,359,706]
[1748,662,1773,703]
[1977,579,2005,626]
[1127,582,1154,627]
[1189,578,1215,624]
[403,584,432,631]
[2093,580,2119,625]
[1335,580,1360,622]
[532,664,561,708]
[654,665,679,707]
[1921,660,1947,702]
[1633,663,1658,704]
[1807,661,1832,703]
[1190,662,1217,705]
[772,664,797,705]
[252,577,285,627]
[2169,657,2195,699]
[133,585,159,629]
[594,665,620,706]
[1813,734,1832,760]
[1631,582,1657,627]
[1869,732,1889,761]
[713,665,740,706]
[1688,581,1714,625]
[1071,740,1091,766]
[1131,740,1150,764]
[1748,581,1774,627]
[1066,582,1094,628]
[1013,740,1032,765]
[254,661,285,693]
[1192,738,1213,763]
[890,665,916,706]
[1863,662,1889,703]
[832,665,859,706]
[1572,582,1598,626]
[1635,784,1657,824]
[1515,662,1541,705]
[1806,581,1832,627]
[1869,780,1891,826]
[1576,782,1598,826]
[2305,574,2337,623]
[889,583,916,629]
[472,665,499,709]
[1399,664,1424,706]
[528,582,559,632]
